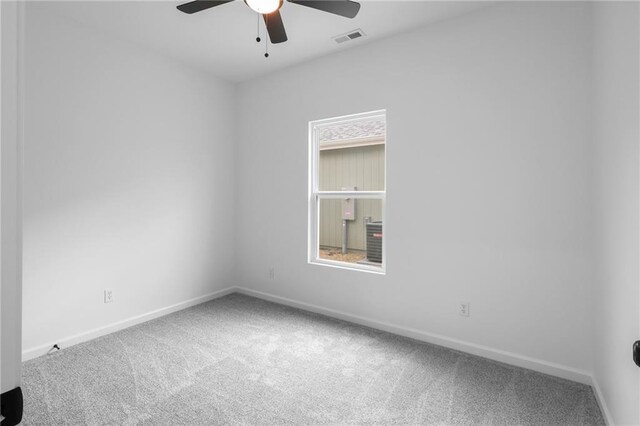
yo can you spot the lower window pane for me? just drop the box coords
[318,198,383,266]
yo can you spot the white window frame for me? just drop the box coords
[308,110,386,274]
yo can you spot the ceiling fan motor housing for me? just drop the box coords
[244,0,283,15]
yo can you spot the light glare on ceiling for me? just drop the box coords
[245,0,280,14]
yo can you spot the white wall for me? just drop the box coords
[592,3,640,425]
[1,0,23,394]
[15,4,640,422]
[21,5,236,354]
[235,2,595,377]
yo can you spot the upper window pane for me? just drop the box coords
[318,117,386,191]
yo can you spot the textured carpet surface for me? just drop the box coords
[22,293,604,425]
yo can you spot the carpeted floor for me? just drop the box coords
[22,293,605,425]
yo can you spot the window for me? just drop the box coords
[308,110,386,273]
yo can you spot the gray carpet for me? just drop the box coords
[22,293,604,425]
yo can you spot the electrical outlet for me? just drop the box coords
[104,289,113,304]
[269,268,275,280]
[459,302,470,317]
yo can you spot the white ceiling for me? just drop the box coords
[37,1,493,82]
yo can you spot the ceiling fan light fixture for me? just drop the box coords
[245,0,281,14]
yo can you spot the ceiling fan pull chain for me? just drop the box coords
[256,14,261,43]
[265,37,269,58]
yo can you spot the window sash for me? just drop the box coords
[313,191,384,199]
[308,194,386,272]
[309,111,387,195]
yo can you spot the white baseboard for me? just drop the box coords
[233,286,594,385]
[22,286,236,362]
[590,376,614,425]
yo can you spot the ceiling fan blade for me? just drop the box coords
[263,11,288,44]
[177,0,234,14]
[287,0,360,18]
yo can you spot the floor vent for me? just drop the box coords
[333,29,366,44]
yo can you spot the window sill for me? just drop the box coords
[308,258,386,275]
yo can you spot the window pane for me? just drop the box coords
[317,117,385,191]
[318,198,383,265]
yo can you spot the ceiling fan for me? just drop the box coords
[176,0,361,45]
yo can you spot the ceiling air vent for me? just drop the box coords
[333,29,366,44]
